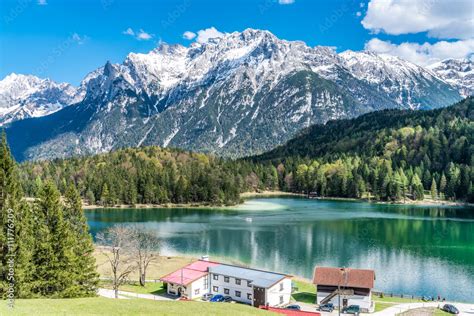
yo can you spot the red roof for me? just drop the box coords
[160,260,220,286]
[313,267,375,289]
[260,306,320,316]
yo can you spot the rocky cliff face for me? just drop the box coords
[5,29,464,161]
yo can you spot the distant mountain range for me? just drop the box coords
[3,29,472,161]
[0,73,84,126]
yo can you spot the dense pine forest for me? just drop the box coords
[17,97,474,205]
[0,135,98,299]
[254,97,474,202]
[18,147,276,206]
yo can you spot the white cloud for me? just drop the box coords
[71,33,88,45]
[37,0,47,5]
[279,0,295,4]
[356,11,362,17]
[196,27,224,44]
[182,31,196,40]
[136,29,153,40]
[122,28,135,36]
[365,38,474,65]
[362,0,474,40]
[123,28,153,41]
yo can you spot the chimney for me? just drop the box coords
[201,255,209,261]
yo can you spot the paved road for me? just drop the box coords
[295,301,474,316]
[97,288,175,301]
[372,302,474,316]
[97,288,129,299]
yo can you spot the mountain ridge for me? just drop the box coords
[4,28,470,161]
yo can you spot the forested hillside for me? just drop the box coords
[17,98,474,204]
[18,147,278,206]
[253,97,474,202]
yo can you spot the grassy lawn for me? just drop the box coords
[94,250,196,281]
[291,279,316,304]
[372,294,422,304]
[373,302,394,312]
[99,280,167,295]
[433,308,451,316]
[371,293,423,312]
[0,297,273,316]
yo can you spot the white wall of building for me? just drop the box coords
[317,290,374,312]
[166,275,209,300]
[210,273,254,304]
[266,278,292,307]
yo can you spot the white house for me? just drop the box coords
[160,259,292,307]
[208,263,292,307]
[313,266,375,313]
[160,260,219,299]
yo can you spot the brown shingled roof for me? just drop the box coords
[313,267,375,289]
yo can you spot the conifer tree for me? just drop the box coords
[0,133,34,298]
[63,184,98,297]
[439,173,447,198]
[32,181,75,297]
[412,174,424,200]
[430,178,438,200]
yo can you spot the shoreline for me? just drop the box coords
[309,196,474,207]
[82,191,473,210]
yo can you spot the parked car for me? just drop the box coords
[422,296,433,302]
[210,294,225,302]
[342,305,360,316]
[286,305,301,310]
[442,304,459,314]
[318,303,335,312]
[202,293,213,301]
[223,296,233,303]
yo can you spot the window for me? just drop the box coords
[224,288,229,294]
[224,276,229,283]
[279,295,284,304]
[213,274,219,280]
[195,289,200,295]
[247,293,252,300]
[247,280,252,287]
[235,291,241,297]
[235,278,241,285]
[204,275,208,290]
[279,283,284,291]
[213,286,218,292]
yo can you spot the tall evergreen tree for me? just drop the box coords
[412,174,424,201]
[430,178,438,200]
[32,181,75,297]
[63,184,98,297]
[0,133,34,299]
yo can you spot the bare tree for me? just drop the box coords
[129,226,160,286]
[96,225,136,298]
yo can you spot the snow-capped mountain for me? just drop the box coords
[0,74,83,126]
[5,29,465,161]
[428,58,474,97]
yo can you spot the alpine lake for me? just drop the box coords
[86,197,474,302]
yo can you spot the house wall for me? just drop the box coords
[165,276,209,300]
[317,290,373,312]
[265,278,292,307]
[187,275,209,299]
[167,283,182,296]
[210,272,254,304]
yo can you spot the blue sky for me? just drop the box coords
[1,0,472,85]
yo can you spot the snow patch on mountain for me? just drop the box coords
[0,73,83,125]
[428,58,474,97]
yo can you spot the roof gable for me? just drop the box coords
[313,267,375,289]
